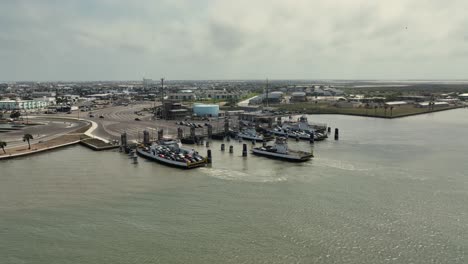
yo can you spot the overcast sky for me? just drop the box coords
[1,0,467,81]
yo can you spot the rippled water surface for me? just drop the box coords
[1,109,468,263]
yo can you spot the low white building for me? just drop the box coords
[385,101,408,107]
[0,99,49,110]
[459,93,468,101]
[417,102,450,108]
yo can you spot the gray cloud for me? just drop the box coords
[0,0,467,81]
[208,21,246,52]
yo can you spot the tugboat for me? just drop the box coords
[237,128,273,142]
[252,137,313,162]
[136,139,207,169]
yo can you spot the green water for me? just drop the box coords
[1,109,468,263]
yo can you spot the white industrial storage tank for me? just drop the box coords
[193,104,219,117]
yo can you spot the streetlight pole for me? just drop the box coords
[161,78,165,119]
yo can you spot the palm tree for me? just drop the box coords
[23,134,33,150]
[0,140,6,154]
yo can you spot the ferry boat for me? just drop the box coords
[271,115,328,141]
[136,139,207,169]
[237,128,273,142]
[282,115,315,133]
[271,126,327,141]
[252,137,313,162]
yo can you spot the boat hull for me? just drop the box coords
[251,149,312,162]
[136,148,206,169]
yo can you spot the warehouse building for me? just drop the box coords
[290,92,307,102]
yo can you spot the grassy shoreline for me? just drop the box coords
[274,103,463,119]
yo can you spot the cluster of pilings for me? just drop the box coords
[219,143,248,158]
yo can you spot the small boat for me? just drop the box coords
[252,137,313,162]
[136,140,207,169]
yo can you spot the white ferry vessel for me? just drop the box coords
[251,137,313,162]
[136,139,207,169]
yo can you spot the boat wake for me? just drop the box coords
[314,158,372,172]
[200,167,287,183]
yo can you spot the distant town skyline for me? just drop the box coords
[1,0,468,81]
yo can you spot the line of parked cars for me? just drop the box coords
[152,145,204,163]
[176,121,203,128]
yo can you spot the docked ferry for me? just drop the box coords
[252,137,313,162]
[237,128,273,142]
[136,139,207,169]
[271,127,327,141]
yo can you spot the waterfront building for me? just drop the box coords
[0,99,49,110]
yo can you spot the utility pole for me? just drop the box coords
[25,109,29,124]
[266,78,269,108]
[161,78,165,119]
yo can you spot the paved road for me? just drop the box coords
[1,118,89,149]
[27,103,237,144]
[237,95,258,107]
[90,104,236,141]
